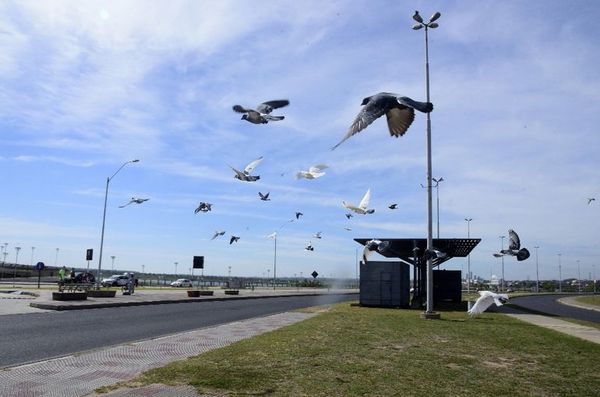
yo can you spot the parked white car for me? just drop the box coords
[171,278,193,288]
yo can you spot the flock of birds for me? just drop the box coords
[114,92,596,316]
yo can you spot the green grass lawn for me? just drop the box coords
[109,303,600,397]
[576,295,600,307]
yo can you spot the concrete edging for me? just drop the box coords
[30,291,357,311]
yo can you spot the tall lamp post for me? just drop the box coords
[557,253,562,292]
[97,159,140,281]
[593,264,597,294]
[499,235,506,291]
[30,246,35,266]
[413,9,441,319]
[534,246,540,292]
[13,246,21,287]
[174,262,178,277]
[465,218,472,293]
[432,177,444,238]
[111,255,116,271]
[55,248,60,266]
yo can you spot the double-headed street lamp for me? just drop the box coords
[97,159,140,281]
[465,218,472,293]
[413,10,441,319]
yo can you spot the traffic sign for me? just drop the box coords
[311,271,318,279]
[35,262,45,271]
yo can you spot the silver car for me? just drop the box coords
[170,278,193,287]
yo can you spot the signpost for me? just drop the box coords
[86,249,93,271]
[35,261,45,289]
[311,271,318,279]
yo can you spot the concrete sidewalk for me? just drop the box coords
[505,313,600,344]
[0,311,317,397]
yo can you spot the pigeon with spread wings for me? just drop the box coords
[296,164,329,180]
[333,93,432,149]
[230,156,263,182]
[119,197,149,208]
[468,291,509,316]
[493,229,530,261]
[233,100,289,124]
[343,188,375,215]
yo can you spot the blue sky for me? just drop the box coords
[1,0,599,281]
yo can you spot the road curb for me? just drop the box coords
[29,291,357,311]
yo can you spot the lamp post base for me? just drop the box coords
[420,311,441,320]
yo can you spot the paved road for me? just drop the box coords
[506,294,600,323]
[0,294,357,368]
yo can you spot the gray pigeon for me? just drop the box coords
[233,100,290,124]
[362,239,390,263]
[211,230,226,240]
[194,202,212,213]
[494,229,530,261]
[389,204,398,210]
[230,236,240,245]
[230,157,263,182]
[333,93,433,149]
[259,192,270,201]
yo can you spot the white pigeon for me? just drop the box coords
[332,93,433,149]
[343,188,375,215]
[468,291,509,317]
[362,239,390,263]
[119,197,149,208]
[296,164,329,180]
[229,156,263,182]
[305,242,314,251]
[210,230,226,240]
[313,231,322,239]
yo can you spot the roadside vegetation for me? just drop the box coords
[575,295,600,307]
[112,302,600,397]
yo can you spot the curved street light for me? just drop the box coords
[413,10,441,319]
[97,159,140,281]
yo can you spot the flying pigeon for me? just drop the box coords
[494,229,530,261]
[230,236,240,245]
[345,213,353,219]
[588,198,596,204]
[119,197,149,208]
[389,204,398,210]
[295,212,303,219]
[296,164,329,180]
[266,232,277,240]
[305,242,314,251]
[211,230,226,240]
[468,291,509,317]
[194,202,213,213]
[344,227,352,231]
[259,192,271,201]
[232,100,290,124]
[313,231,322,239]
[332,93,433,149]
[343,188,375,215]
[230,156,263,182]
[362,239,390,263]
[424,248,447,261]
